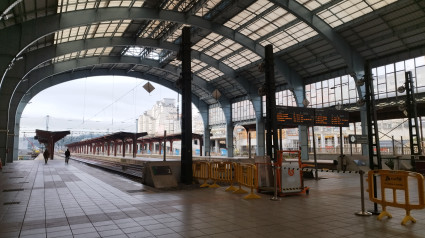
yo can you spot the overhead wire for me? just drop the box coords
[74,78,146,130]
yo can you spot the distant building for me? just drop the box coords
[137,98,204,136]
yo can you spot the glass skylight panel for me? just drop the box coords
[285,22,317,42]
[222,49,261,69]
[165,59,223,80]
[163,0,196,11]
[260,22,317,51]
[138,21,172,39]
[54,20,130,45]
[261,32,297,51]
[197,67,224,81]
[195,0,221,17]
[317,0,378,28]
[54,26,87,44]
[125,46,145,56]
[146,49,162,60]
[366,0,397,10]
[296,0,332,11]
[224,0,274,30]
[58,0,146,13]
[52,47,112,63]
[232,5,297,41]
[165,24,190,42]
[192,33,223,52]
[204,39,243,60]
[191,59,209,72]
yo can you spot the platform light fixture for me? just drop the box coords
[302,98,310,107]
[143,82,155,93]
[258,61,265,72]
[397,85,406,93]
[258,84,267,96]
[356,98,365,106]
[335,103,342,110]
[356,78,365,87]
[212,89,221,100]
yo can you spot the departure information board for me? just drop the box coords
[276,106,314,126]
[315,109,349,127]
[276,106,349,127]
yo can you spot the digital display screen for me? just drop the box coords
[276,106,314,126]
[315,109,349,127]
[276,106,349,127]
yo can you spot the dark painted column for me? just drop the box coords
[133,139,137,158]
[114,141,118,157]
[265,44,279,161]
[200,138,203,157]
[170,140,173,155]
[181,26,193,184]
[158,141,162,154]
[122,142,126,158]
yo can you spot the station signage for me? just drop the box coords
[276,106,349,127]
[348,134,368,144]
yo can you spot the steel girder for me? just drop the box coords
[0,7,303,98]
[269,0,365,77]
[269,0,366,99]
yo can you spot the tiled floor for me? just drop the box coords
[1,159,425,238]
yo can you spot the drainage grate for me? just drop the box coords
[3,202,20,205]
[3,188,24,192]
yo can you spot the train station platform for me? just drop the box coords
[1,159,425,238]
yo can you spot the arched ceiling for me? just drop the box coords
[1,0,425,107]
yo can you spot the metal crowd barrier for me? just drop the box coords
[192,161,210,188]
[192,161,261,199]
[368,170,425,225]
[209,162,235,190]
[235,163,260,199]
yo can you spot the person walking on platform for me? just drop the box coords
[65,149,70,164]
[43,149,50,164]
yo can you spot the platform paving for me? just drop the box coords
[1,158,425,238]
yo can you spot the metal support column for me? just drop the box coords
[180,27,193,184]
[264,44,278,161]
[405,71,422,168]
[364,62,382,214]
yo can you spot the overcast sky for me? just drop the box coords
[20,75,189,136]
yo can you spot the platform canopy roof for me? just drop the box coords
[1,0,424,109]
[35,129,70,144]
[66,131,148,147]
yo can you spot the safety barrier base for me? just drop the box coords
[401,215,416,225]
[225,185,237,192]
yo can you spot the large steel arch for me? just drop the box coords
[20,37,252,95]
[269,0,365,78]
[0,7,303,96]
[10,68,210,162]
[1,7,299,162]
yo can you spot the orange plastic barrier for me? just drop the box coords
[209,162,236,190]
[368,170,425,225]
[235,163,260,199]
[192,161,210,187]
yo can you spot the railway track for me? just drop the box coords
[68,156,145,180]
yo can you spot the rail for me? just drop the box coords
[69,155,144,179]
